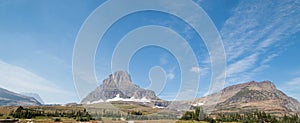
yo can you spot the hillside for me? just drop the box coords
[0,87,41,106]
[193,81,300,116]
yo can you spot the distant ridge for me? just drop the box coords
[193,81,300,116]
[0,87,42,106]
[21,92,44,104]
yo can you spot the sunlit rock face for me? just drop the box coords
[81,71,159,104]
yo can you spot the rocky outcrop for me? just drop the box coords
[81,71,160,104]
[0,87,42,106]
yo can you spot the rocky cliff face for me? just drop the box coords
[0,87,42,106]
[193,81,300,115]
[81,71,160,104]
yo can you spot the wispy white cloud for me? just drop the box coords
[158,53,176,80]
[194,0,204,4]
[284,77,300,87]
[221,0,300,84]
[0,60,76,104]
[167,73,175,80]
[279,77,300,101]
[261,53,279,65]
[190,66,201,73]
[226,53,258,76]
[160,53,169,65]
[165,65,177,80]
[190,66,210,77]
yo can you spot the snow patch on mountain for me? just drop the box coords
[86,94,151,104]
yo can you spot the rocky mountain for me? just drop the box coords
[0,87,42,106]
[193,81,300,116]
[81,71,300,116]
[81,71,160,104]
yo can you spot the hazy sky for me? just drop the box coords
[0,0,299,104]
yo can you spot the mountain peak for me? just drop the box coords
[102,71,134,91]
[223,81,276,93]
[241,80,276,91]
[108,71,132,84]
[248,80,275,86]
[81,71,160,104]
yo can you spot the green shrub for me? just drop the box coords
[54,118,61,122]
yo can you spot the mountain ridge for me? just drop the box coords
[0,87,42,106]
[193,81,300,116]
[81,71,300,115]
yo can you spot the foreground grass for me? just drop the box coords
[176,121,208,123]
[176,121,241,123]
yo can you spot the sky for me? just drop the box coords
[0,0,299,104]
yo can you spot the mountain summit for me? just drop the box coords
[81,71,160,104]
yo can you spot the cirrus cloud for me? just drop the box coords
[0,59,76,104]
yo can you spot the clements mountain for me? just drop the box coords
[81,71,161,104]
[82,71,300,115]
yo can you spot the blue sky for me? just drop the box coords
[0,0,299,104]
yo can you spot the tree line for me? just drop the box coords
[10,106,177,121]
[90,110,177,120]
[180,107,300,123]
[10,106,94,121]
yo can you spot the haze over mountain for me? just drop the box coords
[21,92,44,104]
[193,81,300,116]
[0,87,42,106]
